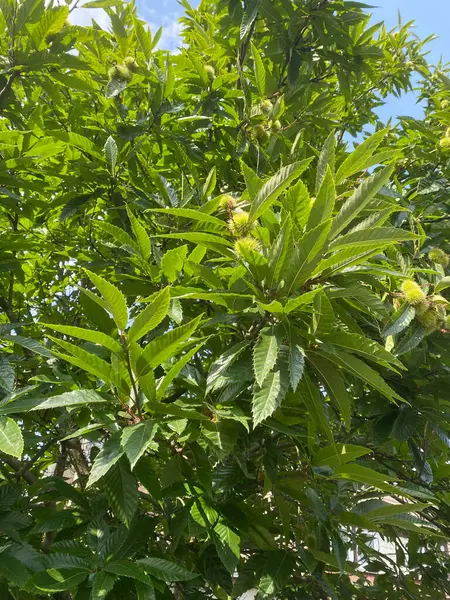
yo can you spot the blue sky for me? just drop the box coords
[73,0,448,122]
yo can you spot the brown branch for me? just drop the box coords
[0,453,37,485]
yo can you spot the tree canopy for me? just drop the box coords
[1,0,450,598]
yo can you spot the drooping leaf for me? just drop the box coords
[320,347,403,403]
[253,327,280,386]
[240,0,261,39]
[382,304,416,337]
[307,353,351,429]
[104,136,118,175]
[0,417,23,458]
[287,327,304,392]
[91,571,117,600]
[212,519,240,574]
[104,459,139,527]
[121,421,158,470]
[87,434,124,488]
[252,370,282,427]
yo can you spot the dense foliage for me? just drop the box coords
[1,0,450,598]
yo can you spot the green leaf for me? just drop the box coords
[316,131,336,193]
[330,464,398,494]
[321,348,403,403]
[149,208,225,228]
[133,18,152,60]
[213,519,240,574]
[299,374,333,443]
[335,128,389,184]
[267,217,293,289]
[394,326,427,356]
[0,389,107,416]
[241,160,264,200]
[87,434,124,488]
[287,327,304,392]
[158,342,205,400]
[258,550,296,595]
[240,0,261,39]
[249,159,313,221]
[309,550,353,573]
[284,288,322,314]
[138,557,197,582]
[96,221,139,253]
[330,166,394,239]
[390,407,420,441]
[135,581,156,600]
[104,560,152,585]
[104,459,139,527]
[307,353,351,429]
[312,292,335,337]
[0,555,30,587]
[285,179,311,230]
[0,334,52,357]
[306,487,328,521]
[382,304,416,337]
[313,444,372,468]
[324,331,404,371]
[329,227,420,251]
[121,420,158,470]
[155,232,231,247]
[251,43,266,96]
[252,370,282,427]
[127,209,152,260]
[52,131,103,159]
[50,338,120,388]
[29,5,69,50]
[31,569,88,592]
[206,343,249,393]
[436,276,450,293]
[140,314,203,371]
[84,269,128,332]
[285,221,332,294]
[161,245,188,282]
[106,77,127,98]
[128,288,171,343]
[44,324,122,354]
[307,166,335,231]
[91,571,117,600]
[253,327,280,386]
[104,136,118,175]
[0,417,23,458]
[0,357,14,392]
[365,502,429,520]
